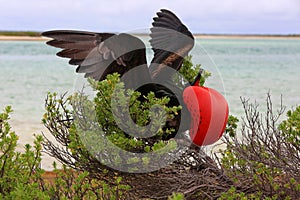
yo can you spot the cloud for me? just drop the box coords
[0,0,299,34]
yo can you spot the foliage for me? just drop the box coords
[279,106,300,146]
[2,55,300,199]
[175,55,211,86]
[0,31,41,37]
[42,75,181,175]
[89,73,180,150]
[225,115,239,137]
[0,106,131,199]
[168,192,185,200]
[42,56,204,174]
[41,56,300,199]
[219,95,300,199]
[46,164,131,200]
[0,106,48,199]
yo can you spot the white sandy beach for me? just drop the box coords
[0,35,48,41]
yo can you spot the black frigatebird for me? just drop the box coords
[42,9,200,142]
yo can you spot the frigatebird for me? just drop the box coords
[42,9,198,140]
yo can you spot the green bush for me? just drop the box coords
[42,55,204,174]
[0,31,41,37]
[0,106,131,199]
[41,57,299,199]
[1,55,299,199]
[0,106,47,199]
[279,106,300,146]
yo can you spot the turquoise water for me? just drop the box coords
[0,38,299,150]
[196,38,300,116]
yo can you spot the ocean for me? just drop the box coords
[0,37,299,168]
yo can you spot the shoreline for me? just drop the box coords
[194,34,300,39]
[0,35,48,41]
[1,34,300,41]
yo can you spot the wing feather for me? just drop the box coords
[149,9,194,81]
[47,40,94,49]
[42,30,150,83]
[56,49,91,60]
[42,30,100,42]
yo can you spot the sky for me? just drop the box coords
[0,0,299,34]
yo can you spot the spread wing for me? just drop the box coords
[149,9,194,81]
[42,30,150,82]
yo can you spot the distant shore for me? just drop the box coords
[0,35,48,41]
[194,34,300,39]
[1,34,300,41]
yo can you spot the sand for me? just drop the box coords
[0,35,48,41]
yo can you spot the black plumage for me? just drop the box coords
[42,9,196,137]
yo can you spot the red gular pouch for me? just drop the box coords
[183,85,229,146]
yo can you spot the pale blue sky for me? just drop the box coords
[0,0,299,34]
